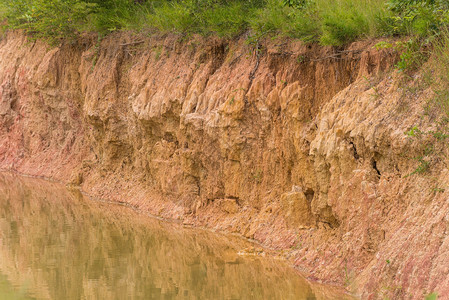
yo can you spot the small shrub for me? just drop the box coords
[412,157,430,175]
[404,122,449,177]
[377,0,449,72]
[382,0,449,35]
[425,292,438,300]
[395,38,430,70]
[3,0,97,43]
[405,125,422,137]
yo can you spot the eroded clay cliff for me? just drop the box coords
[1,30,448,299]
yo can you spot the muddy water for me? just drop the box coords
[0,173,349,300]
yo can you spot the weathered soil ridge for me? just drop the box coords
[1,31,448,299]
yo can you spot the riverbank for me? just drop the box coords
[1,30,448,298]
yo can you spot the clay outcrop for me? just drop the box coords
[1,31,448,299]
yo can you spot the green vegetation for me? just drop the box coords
[0,0,448,47]
[401,16,449,178]
[247,0,386,45]
[404,121,449,177]
[429,29,449,117]
[425,292,438,300]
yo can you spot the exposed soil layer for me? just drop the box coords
[1,31,448,299]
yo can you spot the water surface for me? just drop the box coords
[0,173,348,299]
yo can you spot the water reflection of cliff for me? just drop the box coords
[0,173,346,299]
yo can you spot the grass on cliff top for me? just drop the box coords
[1,0,448,47]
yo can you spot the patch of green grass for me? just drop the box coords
[425,292,438,300]
[147,0,264,37]
[1,0,449,50]
[249,0,386,45]
[144,1,196,34]
[249,0,320,41]
[318,0,384,46]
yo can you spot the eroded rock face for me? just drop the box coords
[1,31,448,299]
[280,187,314,228]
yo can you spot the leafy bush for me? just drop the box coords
[375,0,449,71]
[2,0,96,43]
[382,0,449,36]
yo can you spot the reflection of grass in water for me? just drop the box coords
[0,274,34,300]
